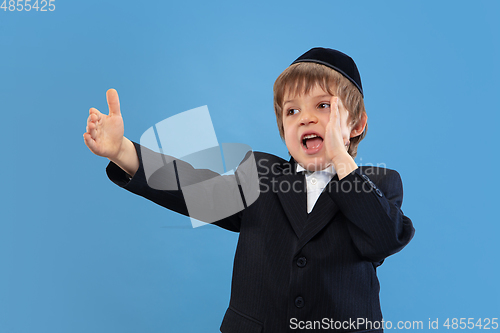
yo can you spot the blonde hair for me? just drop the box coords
[273,62,367,158]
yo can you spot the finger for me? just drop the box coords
[337,98,349,125]
[86,114,95,134]
[89,107,99,117]
[337,99,350,144]
[86,121,97,139]
[87,109,95,134]
[329,96,338,123]
[106,89,121,116]
[89,113,100,123]
[89,108,102,119]
[83,133,96,150]
[334,97,341,127]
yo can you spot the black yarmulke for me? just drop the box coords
[291,47,363,97]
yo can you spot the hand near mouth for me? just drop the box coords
[324,96,358,179]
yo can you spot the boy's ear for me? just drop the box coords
[350,113,367,138]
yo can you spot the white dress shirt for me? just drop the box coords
[296,164,337,214]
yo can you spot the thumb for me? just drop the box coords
[106,88,121,116]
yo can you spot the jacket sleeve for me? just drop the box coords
[106,141,245,232]
[326,167,415,263]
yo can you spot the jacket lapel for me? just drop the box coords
[276,173,307,238]
[275,157,307,238]
[275,158,342,245]
[296,179,340,251]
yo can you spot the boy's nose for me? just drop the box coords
[299,109,318,125]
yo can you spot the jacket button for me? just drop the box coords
[375,188,383,197]
[296,257,307,268]
[362,174,370,181]
[295,296,304,308]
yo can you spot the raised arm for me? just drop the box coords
[83,89,139,177]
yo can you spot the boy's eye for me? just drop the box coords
[318,103,330,109]
[287,108,299,116]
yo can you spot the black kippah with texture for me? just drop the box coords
[291,47,363,97]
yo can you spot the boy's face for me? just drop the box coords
[282,85,353,172]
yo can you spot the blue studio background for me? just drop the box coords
[1,1,499,332]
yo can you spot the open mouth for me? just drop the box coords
[301,133,324,153]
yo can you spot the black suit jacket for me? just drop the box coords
[106,142,415,333]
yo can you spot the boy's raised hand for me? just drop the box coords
[324,96,357,179]
[325,97,350,160]
[83,89,125,160]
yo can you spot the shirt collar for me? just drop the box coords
[296,163,336,176]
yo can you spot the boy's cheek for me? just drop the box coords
[283,140,294,155]
[283,134,297,149]
[282,131,291,147]
[283,137,299,160]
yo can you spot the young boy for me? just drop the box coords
[84,47,414,332]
